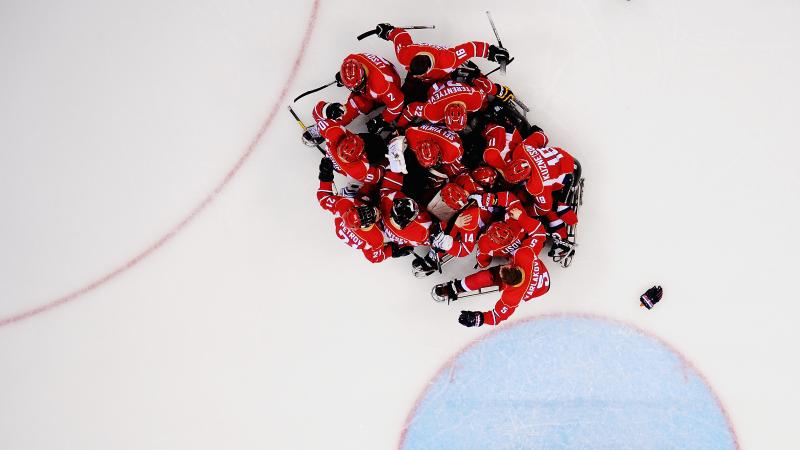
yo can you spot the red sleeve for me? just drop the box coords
[530,189,554,215]
[380,171,404,193]
[316,180,339,212]
[440,137,463,164]
[363,244,392,263]
[476,236,493,268]
[363,164,384,185]
[318,119,345,144]
[379,84,405,121]
[312,101,327,123]
[482,289,523,326]
[471,75,495,96]
[342,94,375,125]
[494,191,520,209]
[482,124,510,170]
[388,28,415,66]
[517,212,546,237]
[524,130,549,149]
[454,173,479,195]
[396,102,426,128]
[451,41,490,65]
[446,207,480,257]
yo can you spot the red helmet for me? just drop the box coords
[444,102,467,131]
[343,205,378,230]
[471,166,497,188]
[336,134,365,163]
[486,221,515,247]
[414,140,441,168]
[440,183,469,210]
[339,59,366,92]
[505,159,532,184]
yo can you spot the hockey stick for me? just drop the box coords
[357,25,435,41]
[287,105,326,156]
[457,285,500,299]
[483,58,531,115]
[292,80,337,103]
[431,283,500,303]
[485,11,507,74]
[484,57,515,77]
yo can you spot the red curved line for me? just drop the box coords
[397,312,740,450]
[0,0,320,328]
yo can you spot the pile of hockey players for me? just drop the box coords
[294,23,584,328]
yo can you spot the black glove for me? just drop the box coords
[493,84,514,103]
[451,61,481,83]
[335,72,344,87]
[458,311,484,327]
[375,23,395,40]
[488,45,511,64]
[318,157,334,182]
[324,102,345,120]
[640,285,663,309]
[366,115,392,134]
[428,220,442,239]
[412,254,438,272]
[389,242,414,258]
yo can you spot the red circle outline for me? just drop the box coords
[398,313,740,449]
[0,0,321,328]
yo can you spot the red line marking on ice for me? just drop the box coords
[0,0,320,328]
[397,313,741,450]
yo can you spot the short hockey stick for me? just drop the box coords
[356,25,435,41]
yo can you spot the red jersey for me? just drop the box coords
[387,28,492,82]
[510,144,575,214]
[482,246,551,326]
[317,118,383,184]
[340,53,404,123]
[482,124,549,171]
[379,172,433,246]
[475,192,547,267]
[317,181,393,263]
[453,172,496,228]
[441,205,480,258]
[396,81,486,128]
[405,123,464,165]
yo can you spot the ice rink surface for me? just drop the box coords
[1,0,799,448]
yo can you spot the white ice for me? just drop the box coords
[1,0,799,448]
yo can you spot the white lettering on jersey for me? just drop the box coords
[525,145,551,181]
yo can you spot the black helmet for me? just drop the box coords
[391,198,419,229]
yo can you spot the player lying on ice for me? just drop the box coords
[371,22,510,103]
[432,209,552,328]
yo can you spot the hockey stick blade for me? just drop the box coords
[357,25,435,41]
[292,80,337,103]
[485,57,515,77]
